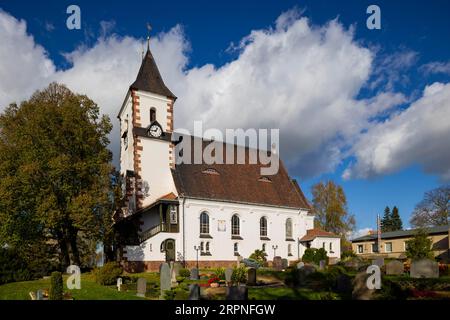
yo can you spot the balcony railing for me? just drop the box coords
[139,223,179,242]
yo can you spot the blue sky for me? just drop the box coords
[1,0,449,235]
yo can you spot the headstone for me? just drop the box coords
[116,277,123,291]
[386,260,404,275]
[226,286,248,300]
[410,259,439,278]
[190,268,199,280]
[372,258,384,267]
[319,260,326,270]
[173,262,182,277]
[188,284,200,300]
[170,262,178,287]
[136,278,147,298]
[225,267,233,286]
[36,289,44,300]
[281,258,289,270]
[296,262,305,269]
[247,268,256,286]
[160,263,171,299]
[352,272,374,300]
[273,256,282,271]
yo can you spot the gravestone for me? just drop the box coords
[281,258,289,270]
[226,286,248,300]
[136,278,147,298]
[36,289,44,300]
[173,262,182,277]
[273,256,282,271]
[188,284,200,300]
[352,272,374,300]
[116,277,123,291]
[190,268,199,280]
[372,258,384,267]
[297,262,305,269]
[160,263,171,299]
[225,267,233,286]
[247,268,256,286]
[319,260,326,270]
[410,259,439,278]
[170,262,178,287]
[386,260,404,275]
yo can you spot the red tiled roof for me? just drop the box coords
[299,228,340,242]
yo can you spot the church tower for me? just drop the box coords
[117,44,177,217]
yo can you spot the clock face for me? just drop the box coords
[149,124,162,137]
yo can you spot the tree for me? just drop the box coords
[405,229,434,260]
[410,185,449,228]
[311,181,355,237]
[0,83,114,269]
[381,206,392,232]
[390,206,403,231]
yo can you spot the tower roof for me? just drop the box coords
[130,48,176,99]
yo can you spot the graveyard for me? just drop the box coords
[1,257,450,300]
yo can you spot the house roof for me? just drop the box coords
[299,228,341,242]
[351,225,450,242]
[171,136,311,210]
[130,48,176,99]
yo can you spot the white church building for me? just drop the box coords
[114,45,341,272]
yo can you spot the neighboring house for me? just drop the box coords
[351,225,450,262]
[114,45,341,271]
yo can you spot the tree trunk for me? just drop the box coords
[57,233,70,270]
[68,227,81,266]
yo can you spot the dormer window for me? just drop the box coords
[202,168,219,175]
[150,108,156,123]
[258,176,272,183]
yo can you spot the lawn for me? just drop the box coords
[0,273,157,300]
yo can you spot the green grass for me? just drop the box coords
[248,287,341,300]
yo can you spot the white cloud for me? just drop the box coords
[347,227,372,240]
[344,82,450,181]
[0,8,448,181]
[421,60,450,75]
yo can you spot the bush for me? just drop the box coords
[93,262,123,285]
[49,271,63,300]
[213,267,225,280]
[179,268,191,278]
[0,248,34,284]
[302,248,328,265]
[341,250,356,260]
[232,265,247,284]
[249,249,267,265]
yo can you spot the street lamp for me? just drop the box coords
[272,245,278,258]
[194,245,200,270]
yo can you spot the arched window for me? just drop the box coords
[285,218,293,239]
[234,242,239,254]
[150,108,156,123]
[231,214,240,236]
[260,217,267,237]
[200,241,204,253]
[205,242,210,253]
[288,244,292,256]
[262,243,266,252]
[200,212,209,235]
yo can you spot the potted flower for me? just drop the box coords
[208,276,220,288]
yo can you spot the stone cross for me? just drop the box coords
[160,263,171,299]
[136,278,147,298]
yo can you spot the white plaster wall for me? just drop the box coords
[119,94,134,175]
[182,198,310,263]
[311,237,341,259]
[136,91,170,130]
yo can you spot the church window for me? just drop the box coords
[234,242,239,254]
[288,244,292,256]
[260,217,268,237]
[285,218,293,239]
[231,214,240,236]
[200,241,204,253]
[329,242,333,252]
[200,212,210,235]
[205,242,210,253]
[262,243,266,252]
[150,108,156,123]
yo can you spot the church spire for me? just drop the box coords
[130,24,176,100]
